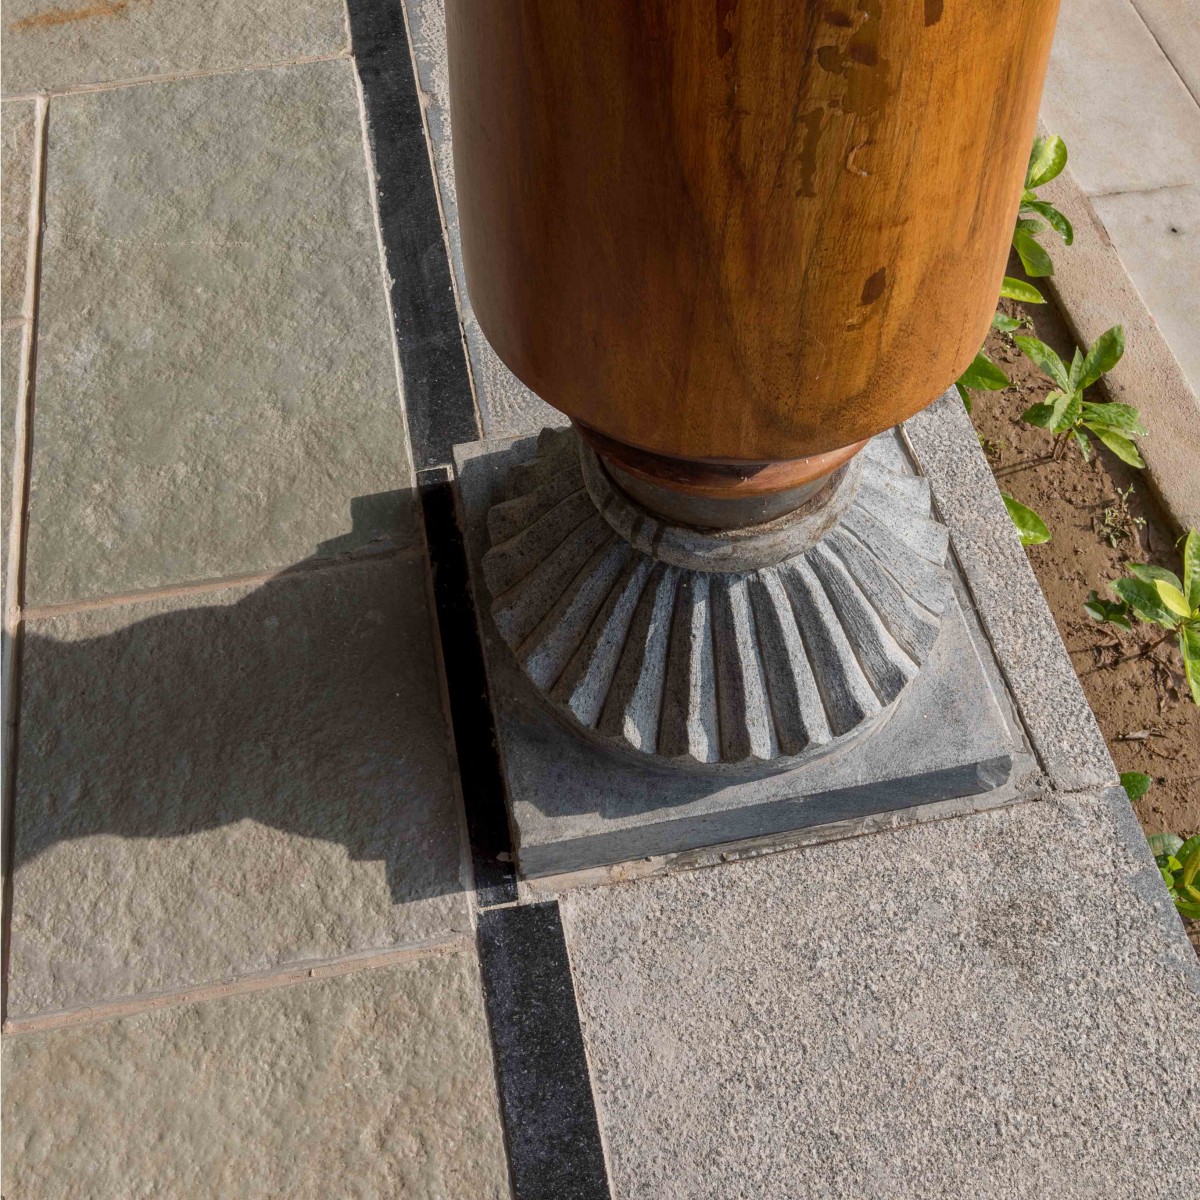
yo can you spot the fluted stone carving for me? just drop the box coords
[482,427,951,773]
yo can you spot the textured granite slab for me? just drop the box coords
[454,429,1036,876]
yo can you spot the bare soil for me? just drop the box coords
[969,295,1199,843]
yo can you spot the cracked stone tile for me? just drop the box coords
[8,555,469,1016]
[1,0,349,94]
[25,60,417,606]
[3,952,510,1199]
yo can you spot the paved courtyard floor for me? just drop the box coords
[2,1,1198,1197]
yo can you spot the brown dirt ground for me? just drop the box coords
[969,292,1199,845]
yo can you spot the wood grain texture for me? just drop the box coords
[446,0,1060,462]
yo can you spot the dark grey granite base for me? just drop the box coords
[454,430,1037,877]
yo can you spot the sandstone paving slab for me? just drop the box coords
[1091,183,1200,393]
[560,788,1200,1199]
[1041,0,1200,198]
[2,951,510,1199]
[8,555,470,1016]
[2,99,37,320]
[3,325,23,584]
[1,0,348,95]
[24,60,417,607]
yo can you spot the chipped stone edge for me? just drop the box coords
[902,390,1118,795]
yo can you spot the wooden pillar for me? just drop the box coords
[446,0,1060,504]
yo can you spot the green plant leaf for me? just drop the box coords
[1153,580,1192,618]
[1178,835,1200,863]
[1026,134,1068,189]
[1120,771,1152,802]
[1175,898,1200,919]
[1128,563,1184,592]
[1068,347,1085,391]
[1089,425,1145,467]
[1181,845,1200,889]
[1079,402,1147,436]
[955,381,972,412]
[1021,198,1074,244]
[1014,336,1069,389]
[992,312,1023,333]
[1077,325,1125,389]
[958,351,1009,392]
[1112,577,1178,628]
[1148,832,1184,857]
[1001,493,1050,546]
[1183,529,1200,612]
[1058,392,1083,434]
[999,276,1045,304]
[1074,427,1091,460]
[1014,216,1046,235]
[1084,589,1131,630]
[1012,228,1055,278]
[1180,624,1200,705]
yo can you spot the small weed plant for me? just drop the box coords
[1148,832,1200,921]
[1085,529,1200,704]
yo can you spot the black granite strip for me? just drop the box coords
[478,901,612,1200]
[419,467,518,907]
[346,0,480,470]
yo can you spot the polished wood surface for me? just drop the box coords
[447,0,1060,464]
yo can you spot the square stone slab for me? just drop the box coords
[3,952,510,1199]
[24,60,418,607]
[453,432,1036,877]
[8,556,470,1017]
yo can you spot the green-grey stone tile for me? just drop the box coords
[9,555,468,1016]
[25,61,416,606]
[2,99,37,320]
[3,953,510,1199]
[2,0,348,95]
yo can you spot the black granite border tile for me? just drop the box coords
[477,901,612,1200]
[419,467,518,907]
[346,0,480,470]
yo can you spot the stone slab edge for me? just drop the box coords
[903,391,1117,795]
[1036,148,1200,533]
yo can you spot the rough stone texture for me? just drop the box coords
[904,392,1117,793]
[1090,183,1199,396]
[1,0,348,94]
[8,556,469,1017]
[24,61,418,606]
[401,0,563,438]
[2,953,511,1200]
[2,99,36,321]
[561,788,1200,1200]
[1037,163,1200,533]
[456,429,1032,875]
[3,325,23,585]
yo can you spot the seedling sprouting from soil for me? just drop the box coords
[1011,135,1072,278]
[1017,325,1145,465]
[1086,529,1200,704]
[1148,832,1200,920]
[1097,485,1146,548]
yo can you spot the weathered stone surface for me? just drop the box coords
[560,788,1200,1199]
[1091,183,1199,392]
[3,326,22,584]
[2,952,511,1199]
[1,0,348,94]
[401,0,563,438]
[24,61,417,606]
[903,394,1117,793]
[455,429,1032,876]
[8,556,469,1016]
[2,99,36,321]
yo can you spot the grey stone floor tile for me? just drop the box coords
[8,555,470,1017]
[561,790,1200,1199]
[3,325,23,584]
[1091,183,1200,392]
[2,952,510,1200]
[25,60,417,607]
[2,99,37,321]
[1042,0,1200,198]
[1,0,348,95]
